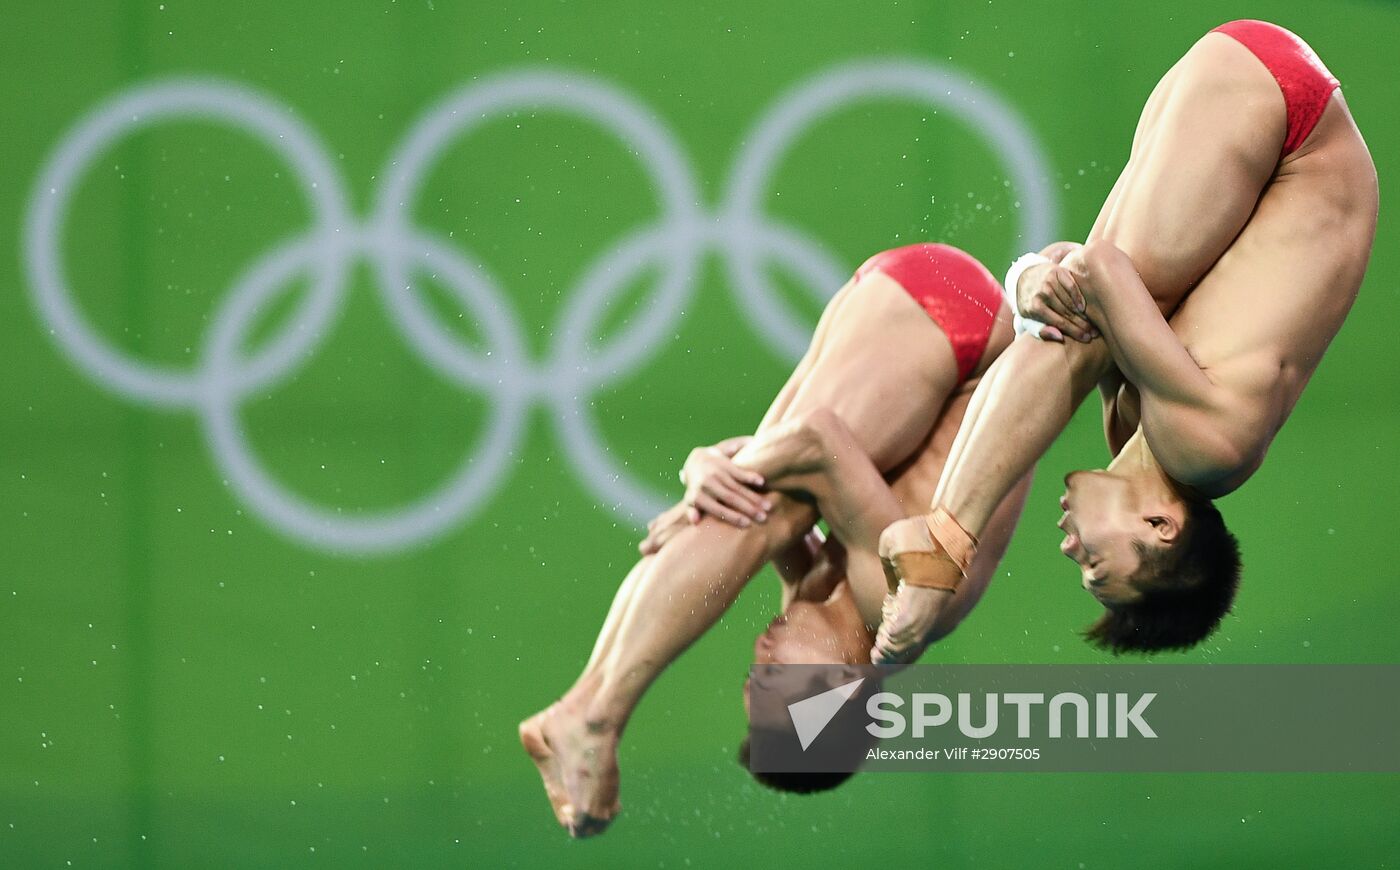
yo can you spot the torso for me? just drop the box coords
[1168,94,1377,488]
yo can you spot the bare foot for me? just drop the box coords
[873,585,948,664]
[519,708,573,829]
[539,703,622,838]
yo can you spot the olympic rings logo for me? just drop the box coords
[23,62,1057,554]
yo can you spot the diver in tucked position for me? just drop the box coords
[874,19,1376,662]
[520,242,1035,837]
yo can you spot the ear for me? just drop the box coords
[1145,513,1180,545]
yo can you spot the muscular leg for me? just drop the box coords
[753,276,856,432]
[1089,32,1283,307]
[762,272,961,468]
[943,34,1288,521]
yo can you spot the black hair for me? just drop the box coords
[738,675,881,793]
[737,735,857,794]
[1084,497,1241,653]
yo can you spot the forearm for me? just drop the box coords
[1079,246,1217,407]
[933,335,1111,535]
[709,435,751,457]
[728,416,830,487]
[732,413,898,545]
[1097,368,1136,457]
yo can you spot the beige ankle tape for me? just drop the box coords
[889,550,962,592]
[926,506,978,574]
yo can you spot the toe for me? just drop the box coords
[569,811,614,839]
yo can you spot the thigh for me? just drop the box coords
[763,273,959,470]
[1089,33,1285,308]
[753,275,859,432]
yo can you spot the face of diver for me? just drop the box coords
[742,585,871,720]
[1058,470,1184,607]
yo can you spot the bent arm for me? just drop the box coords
[729,411,908,624]
[1071,242,1223,410]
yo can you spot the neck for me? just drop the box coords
[1106,428,1153,472]
[1105,429,1180,502]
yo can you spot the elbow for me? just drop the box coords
[1199,439,1249,486]
[1079,240,1172,312]
[1078,239,1122,274]
[791,407,851,455]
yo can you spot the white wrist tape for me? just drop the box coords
[1003,252,1052,338]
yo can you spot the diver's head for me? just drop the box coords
[1059,469,1241,653]
[753,582,873,669]
[739,582,876,793]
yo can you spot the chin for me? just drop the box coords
[1096,589,1138,609]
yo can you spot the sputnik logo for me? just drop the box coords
[786,678,866,751]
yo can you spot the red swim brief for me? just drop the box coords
[854,243,1001,382]
[1211,20,1340,157]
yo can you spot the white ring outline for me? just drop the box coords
[23,79,354,407]
[198,231,529,554]
[371,71,707,396]
[720,60,1056,359]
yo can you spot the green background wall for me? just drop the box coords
[2,2,1396,867]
